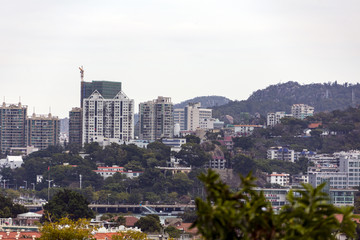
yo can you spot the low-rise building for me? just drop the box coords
[267,112,293,127]
[233,125,264,136]
[267,172,290,186]
[205,155,227,169]
[93,166,143,179]
[267,147,295,162]
[291,104,314,120]
[0,156,23,169]
[162,138,186,152]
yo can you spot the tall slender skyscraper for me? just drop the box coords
[0,102,28,154]
[69,108,82,145]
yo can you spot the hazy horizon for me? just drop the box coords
[1,0,359,118]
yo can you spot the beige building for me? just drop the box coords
[27,113,60,150]
[291,104,314,120]
[174,103,213,131]
[139,96,174,141]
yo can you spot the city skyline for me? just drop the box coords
[1,1,360,118]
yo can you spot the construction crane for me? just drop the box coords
[79,66,84,82]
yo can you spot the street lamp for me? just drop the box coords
[31,183,35,191]
[46,180,53,201]
[107,194,111,205]
[2,179,8,189]
[23,180,27,189]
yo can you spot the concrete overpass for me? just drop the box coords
[25,204,196,214]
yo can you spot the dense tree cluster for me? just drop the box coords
[0,193,27,218]
[193,169,356,240]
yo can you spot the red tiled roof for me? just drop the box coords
[308,122,322,129]
[125,216,139,227]
[176,223,198,235]
[93,232,120,239]
[335,214,360,224]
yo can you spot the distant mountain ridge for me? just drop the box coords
[174,96,231,109]
[212,81,360,123]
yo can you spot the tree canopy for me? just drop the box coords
[193,169,356,240]
[42,189,94,222]
[38,217,95,240]
[0,193,27,218]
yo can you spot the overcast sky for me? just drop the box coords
[1,0,360,118]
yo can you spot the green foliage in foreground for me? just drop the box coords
[38,218,95,240]
[193,169,356,240]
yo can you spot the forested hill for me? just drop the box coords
[212,81,360,122]
[174,96,231,109]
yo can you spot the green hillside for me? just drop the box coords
[212,81,360,123]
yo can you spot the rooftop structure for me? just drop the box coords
[81,80,122,107]
[267,146,295,162]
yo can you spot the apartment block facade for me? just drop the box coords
[69,107,82,145]
[27,114,60,150]
[81,80,122,107]
[309,151,360,189]
[0,102,28,154]
[82,90,134,145]
[267,111,293,127]
[0,102,61,153]
[139,96,174,141]
[291,104,314,120]
[173,103,213,131]
[267,146,295,162]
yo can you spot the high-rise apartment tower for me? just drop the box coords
[139,96,174,141]
[27,113,60,150]
[69,107,82,145]
[82,90,134,145]
[0,102,27,154]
